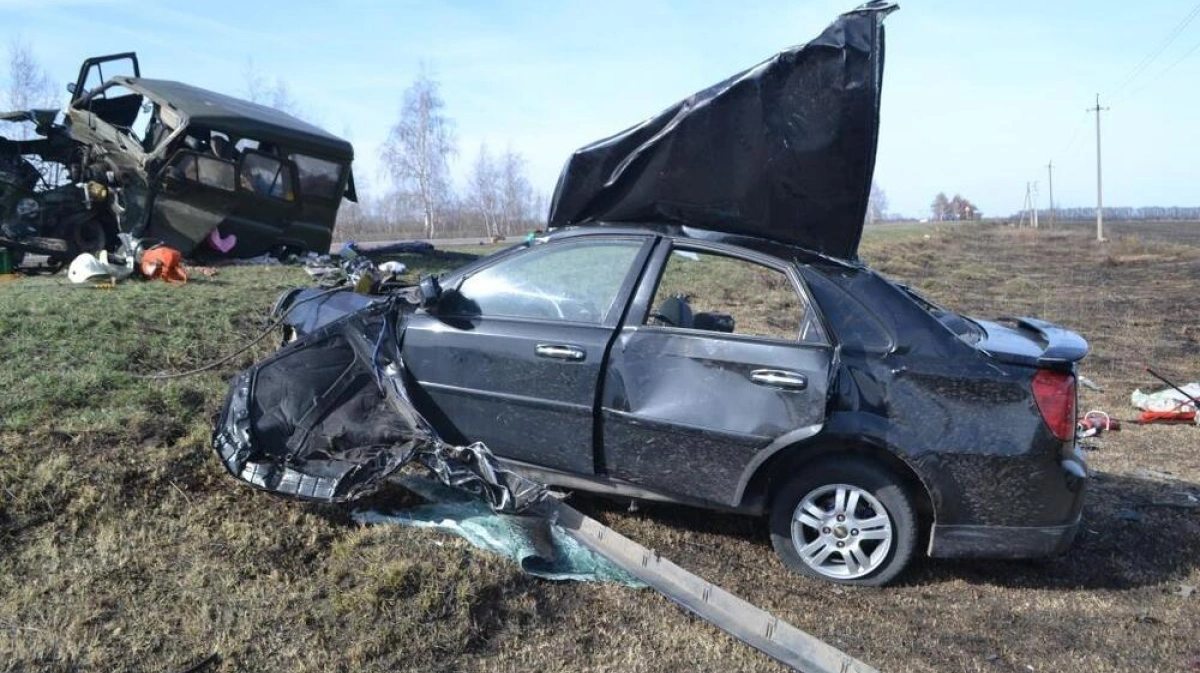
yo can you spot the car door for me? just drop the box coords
[69,53,142,129]
[149,150,240,253]
[402,235,654,475]
[600,240,834,506]
[217,150,302,256]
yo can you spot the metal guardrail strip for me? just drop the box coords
[552,502,882,673]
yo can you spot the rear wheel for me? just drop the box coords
[769,457,918,586]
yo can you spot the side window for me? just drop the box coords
[239,152,295,201]
[290,154,344,200]
[451,239,644,324]
[646,248,825,343]
[169,152,235,191]
[800,266,893,353]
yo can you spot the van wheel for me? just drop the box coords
[769,457,917,586]
[67,216,110,255]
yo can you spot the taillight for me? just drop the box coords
[1032,369,1076,441]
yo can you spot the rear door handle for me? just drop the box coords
[535,344,586,361]
[750,369,807,391]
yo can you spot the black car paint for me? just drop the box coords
[329,225,1083,560]
[598,237,834,505]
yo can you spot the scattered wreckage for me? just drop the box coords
[0,52,356,270]
[212,1,1091,588]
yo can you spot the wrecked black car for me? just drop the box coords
[1,52,355,267]
[213,2,1089,586]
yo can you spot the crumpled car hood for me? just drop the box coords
[547,1,896,260]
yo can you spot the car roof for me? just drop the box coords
[115,77,353,162]
[543,223,853,269]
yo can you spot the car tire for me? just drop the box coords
[769,457,918,587]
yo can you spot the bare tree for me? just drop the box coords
[498,146,535,234]
[931,192,950,221]
[242,57,306,119]
[466,143,502,238]
[3,38,57,115]
[3,38,64,185]
[949,194,980,220]
[380,68,456,238]
[866,182,888,224]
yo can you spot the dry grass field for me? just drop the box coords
[1,222,1197,672]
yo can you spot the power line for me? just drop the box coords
[1056,110,1091,159]
[1111,2,1200,98]
[1127,35,1200,99]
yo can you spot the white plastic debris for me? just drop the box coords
[1131,382,1200,420]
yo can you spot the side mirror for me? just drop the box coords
[418,275,442,308]
[66,82,77,95]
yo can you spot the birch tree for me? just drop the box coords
[866,182,887,224]
[3,39,62,183]
[380,69,456,238]
[3,38,56,115]
[498,147,535,234]
[466,143,502,238]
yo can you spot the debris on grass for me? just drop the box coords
[355,474,644,586]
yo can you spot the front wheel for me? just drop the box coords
[769,457,918,586]
[61,215,115,257]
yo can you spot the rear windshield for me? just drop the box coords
[290,154,343,200]
[895,282,984,344]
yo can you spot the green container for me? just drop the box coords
[0,248,12,274]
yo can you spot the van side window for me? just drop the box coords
[169,152,235,191]
[240,152,295,201]
[290,154,343,200]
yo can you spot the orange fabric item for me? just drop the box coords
[1138,409,1196,424]
[140,246,188,284]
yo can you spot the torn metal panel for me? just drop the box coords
[212,299,544,512]
[548,2,896,260]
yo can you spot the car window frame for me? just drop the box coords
[437,233,655,328]
[288,152,347,203]
[628,238,831,348]
[160,148,237,193]
[236,149,300,204]
[797,264,897,355]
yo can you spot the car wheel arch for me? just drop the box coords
[742,436,937,540]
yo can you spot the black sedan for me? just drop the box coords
[213,3,1087,586]
[237,223,1088,587]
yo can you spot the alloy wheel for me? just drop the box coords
[791,483,893,580]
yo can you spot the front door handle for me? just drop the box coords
[535,344,586,361]
[750,369,807,391]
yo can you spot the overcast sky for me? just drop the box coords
[3,0,1197,218]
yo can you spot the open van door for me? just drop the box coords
[69,53,142,129]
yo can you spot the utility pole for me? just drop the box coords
[1089,94,1109,241]
[1031,181,1039,229]
[1020,182,1031,228]
[1046,160,1055,228]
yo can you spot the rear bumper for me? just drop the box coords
[928,515,1081,558]
[927,444,1088,559]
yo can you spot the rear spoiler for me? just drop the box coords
[1000,317,1090,367]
